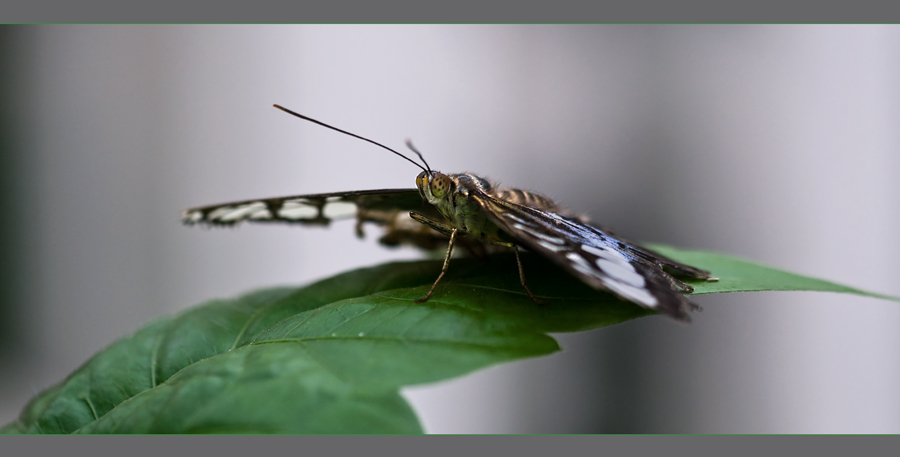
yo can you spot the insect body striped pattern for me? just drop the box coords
[182,105,717,321]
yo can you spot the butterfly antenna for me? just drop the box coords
[404,140,433,175]
[273,104,427,173]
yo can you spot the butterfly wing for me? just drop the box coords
[470,191,712,321]
[181,189,429,226]
[182,189,450,249]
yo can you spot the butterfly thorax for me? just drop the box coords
[416,171,564,243]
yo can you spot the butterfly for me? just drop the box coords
[182,105,717,321]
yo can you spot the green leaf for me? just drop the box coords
[649,245,900,302]
[4,247,896,434]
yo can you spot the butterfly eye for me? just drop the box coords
[430,173,451,198]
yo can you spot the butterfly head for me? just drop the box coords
[416,171,454,204]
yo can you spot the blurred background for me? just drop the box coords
[0,25,898,433]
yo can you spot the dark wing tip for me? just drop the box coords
[181,209,204,225]
[659,293,699,323]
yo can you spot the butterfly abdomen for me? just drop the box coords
[491,188,564,214]
[450,173,560,211]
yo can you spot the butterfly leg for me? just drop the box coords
[512,245,547,305]
[409,211,455,236]
[415,228,458,303]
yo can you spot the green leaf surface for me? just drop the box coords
[649,245,900,302]
[4,247,896,434]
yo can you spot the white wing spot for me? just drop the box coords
[566,252,594,271]
[322,201,357,219]
[278,202,319,220]
[247,207,273,220]
[602,279,658,308]
[537,240,566,252]
[218,202,268,222]
[582,244,631,265]
[528,230,566,244]
[571,247,658,308]
[182,210,203,223]
[511,223,566,245]
[207,207,235,221]
[595,258,645,287]
[570,262,597,278]
[504,213,535,227]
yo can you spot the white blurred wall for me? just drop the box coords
[1,25,898,433]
